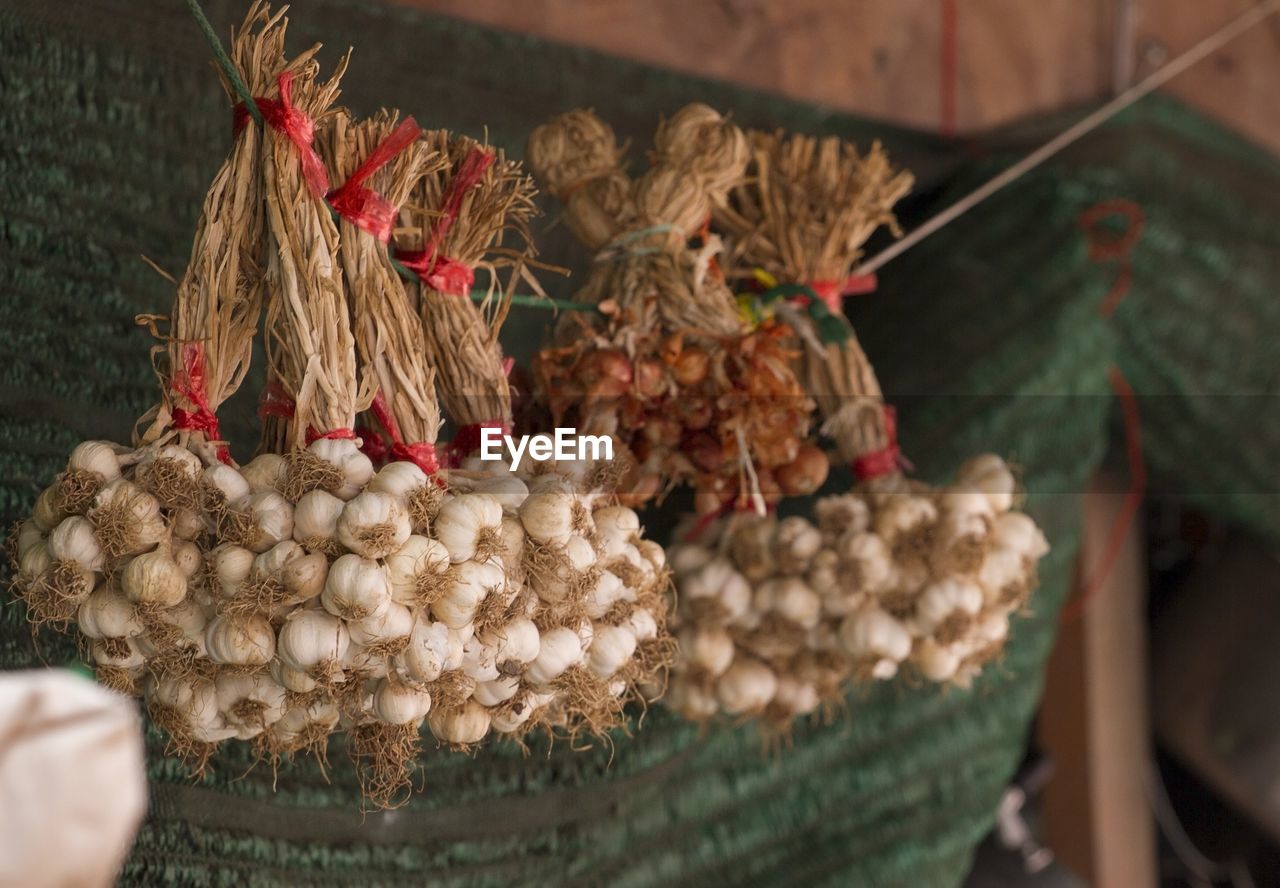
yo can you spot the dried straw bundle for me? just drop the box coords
[398,131,537,435]
[664,131,1049,731]
[528,106,815,512]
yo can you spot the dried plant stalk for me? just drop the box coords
[324,111,443,446]
[259,43,359,447]
[718,131,913,467]
[144,2,295,459]
[400,131,538,427]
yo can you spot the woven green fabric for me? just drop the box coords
[0,2,1116,885]
[940,97,1280,542]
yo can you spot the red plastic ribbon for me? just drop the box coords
[448,420,510,467]
[852,405,910,481]
[1078,199,1145,318]
[327,117,422,243]
[170,343,231,463]
[233,72,329,199]
[257,380,296,421]
[808,273,880,312]
[394,146,496,296]
[367,391,439,475]
[305,427,358,445]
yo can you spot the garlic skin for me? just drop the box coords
[121,549,187,608]
[838,608,913,679]
[32,485,69,531]
[274,697,340,743]
[627,608,659,643]
[91,636,145,670]
[479,618,541,668]
[47,516,105,572]
[435,494,504,563]
[368,460,430,502]
[17,542,52,577]
[530,534,596,604]
[293,489,345,548]
[205,613,275,666]
[518,479,575,546]
[210,544,255,598]
[77,586,143,639]
[148,674,221,731]
[815,494,871,542]
[461,637,500,683]
[991,512,1049,559]
[584,570,629,619]
[526,626,583,686]
[143,445,203,479]
[670,543,713,579]
[231,492,294,554]
[203,463,251,505]
[215,673,288,739]
[68,441,123,482]
[14,521,44,561]
[170,508,206,541]
[322,554,392,622]
[385,535,451,607]
[874,495,939,542]
[684,558,752,623]
[240,453,286,494]
[270,660,320,694]
[428,699,491,745]
[372,679,432,725]
[307,438,375,501]
[281,552,329,604]
[433,560,504,628]
[171,541,203,578]
[956,454,1017,512]
[915,637,964,683]
[472,675,520,707]
[278,609,350,674]
[586,624,637,679]
[715,658,778,715]
[348,602,415,649]
[681,626,735,677]
[337,491,411,559]
[397,619,459,683]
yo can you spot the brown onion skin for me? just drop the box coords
[775,444,830,497]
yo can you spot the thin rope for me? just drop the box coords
[854,0,1280,278]
[180,0,598,315]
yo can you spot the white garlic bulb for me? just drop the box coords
[121,548,187,608]
[397,619,459,683]
[479,617,541,668]
[681,626,735,677]
[772,674,821,717]
[518,478,576,546]
[372,678,432,725]
[306,438,374,501]
[667,679,719,721]
[991,512,1049,559]
[292,489,344,548]
[472,674,520,707]
[915,578,983,635]
[148,674,221,731]
[270,659,320,694]
[368,460,430,502]
[627,607,659,643]
[281,551,329,604]
[435,494,504,563]
[91,636,145,670]
[348,602,415,649]
[277,609,350,674]
[838,608,912,679]
[211,544,255,598]
[203,463,251,505]
[230,492,294,553]
[47,516,104,572]
[526,626,583,686]
[433,559,504,629]
[205,613,275,666]
[321,554,392,622]
[215,673,287,739]
[475,475,529,512]
[715,657,778,715]
[385,535,451,607]
[77,586,143,639]
[171,540,202,578]
[427,699,490,745]
[584,570,629,619]
[586,624,637,679]
[956,454,1017,512]
[32,485,68,532]
[337,491,411,559]
[68,441,123,482]
[529,534,596,604]
[240,453,286,494]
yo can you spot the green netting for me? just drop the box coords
[940,97,1280,542]
[0,1,1120,885]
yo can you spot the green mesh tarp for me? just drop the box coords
[0,1,1119,885]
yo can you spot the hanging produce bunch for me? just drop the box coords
[664,131,1050,728]
[526,107,822,514]
[4,3,673,809]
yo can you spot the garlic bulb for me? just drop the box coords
[149,674,221,728]
[763,578,821,630]
[215,673,287,739]
[348,602,415,649]
[526,626,583,685]
[836,532,893,592]
[838,608,912,679]
[529,534,596,603]
[915,637,964,683]
[171,541,202,578]
[427,699,490,745]
[397,619,459,683]
[68,441,123,482]
[435,494,504,563]
[368,460,430,502]
[683,558,751,623]
[715,658,777,715]
[627,607,659,642]
[815,494,870,542]
[231,492,294,553]
[681,626,735,677]
[205,613,275,666]
[914,578,983,637]
[77,586,143,639]
[773,517,822,573]
[991,512,1049,559]
[475,475,529,512]
[170,508,206,542]
[17,542,51,577]
[281,551,328,604]
[372,678,432,725]
[13,521,44,561]
[91,636,145,670]
[518,479,575,546]
[586,624,637,678]
[32,485,68,532]
[141,444,203,479]
[47,516,104,572]
[472,674,520,707]
[874,495,938,542]
[479,617,541,668]
[385,535,451,607]
[433,559,504,629]
[121,548,187,608]
[337,491,411,559]
[292,489,344,550]
[210,544,255,598]
[240,453,286,494]
[584,570,628,619]
[461,637,500,683]
[203,463,251,505]
[956,454,1017,512]
[277,609,350,674]
[321,554,391,622]
[270,660,320,694]
[668,679,719,721]
[773,674,821,717]
[307,438,374,501]
[274,697,340,743]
